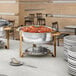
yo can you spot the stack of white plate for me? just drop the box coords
[68,46,76,75]
[64,35,76,61]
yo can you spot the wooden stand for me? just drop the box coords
[4,27,12,49]
[51,32,61,57]
[19,31,24,57]
[19,31,60,57]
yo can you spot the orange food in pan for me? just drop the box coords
[21,26,54,33]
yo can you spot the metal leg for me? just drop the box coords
[20,31,24,57]
[57,38,60,46]
[13,27,14,40]
[53,36,56,57]
[75,29,76,35]
[50,33,57,57]
[6,30,9,49]
[50,35,56,57]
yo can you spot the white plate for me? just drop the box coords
[10,61,24,66]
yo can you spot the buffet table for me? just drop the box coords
[0,40,70,76]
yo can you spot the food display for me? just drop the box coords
[21,25,54,33]
[18,25,54,43]
[19,26,56,56]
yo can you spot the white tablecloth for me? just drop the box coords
[0,40,70,76]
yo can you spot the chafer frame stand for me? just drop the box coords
[4,26,12,49]
[19,31,60,57]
